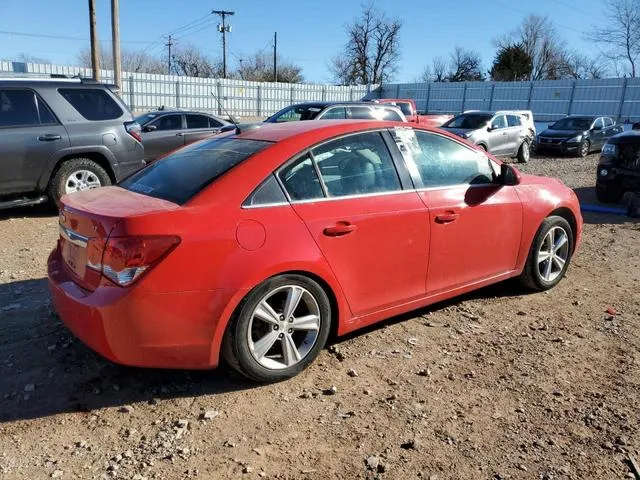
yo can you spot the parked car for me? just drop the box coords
[0,76,144,209]
[440,110,536,163]
[49,120,582,382]
[374,98,452,127]
[596,130,640,203]
[536,116,622,158]
[136,110,230,161]
[264,102,406,123]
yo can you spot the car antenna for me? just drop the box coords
[210,90,246,134]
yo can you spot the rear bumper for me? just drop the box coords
[47,247,229,369]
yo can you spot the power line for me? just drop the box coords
[0,29,153,44]
[550,0,591,18]
[166,13,213,35]
[212,10,235,79]
[173,20,215,40]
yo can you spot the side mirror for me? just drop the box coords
[143,125,157,132]
[592,124,602,131]
[487,125,493,132]
[500,163,520,186]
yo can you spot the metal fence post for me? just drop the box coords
[461,82,468,111]
[256,85,262,118]
[290,86,295,105]
[425,82,431,113]
[128,75,135,112]
[527,82,534,110]
[395,84,400,98]
[175,80,180,109]
[567,80,577,116]
[488,83,496,111]
[217,82,223,116]
[617,77,629,122]
[349,87,354,101]
[322,86,327,102]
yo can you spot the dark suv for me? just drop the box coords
[0,76,144,209]
[596,131,640,203]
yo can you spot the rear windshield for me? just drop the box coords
[120,137,271,204]
[443,113,492,129]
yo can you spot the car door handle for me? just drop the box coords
[502,132,508,136]
[38,134,62,141]
[176,132,185,136]
[323,222,357,237]
[435,212,460,224]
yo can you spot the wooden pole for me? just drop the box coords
[88,0,101,81]
[111,0,122,89]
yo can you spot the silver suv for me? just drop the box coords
[0,76,144,209]
[440,110,536,163]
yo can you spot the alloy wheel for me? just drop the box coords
[65,170,102,194]
[537,226,570,282]
[247,285,321,370]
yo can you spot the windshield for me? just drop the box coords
[550,117,593,130]
[266,105,323,123]
[443,113,492,129]
[120,137,271,204]
[134,112,159,125]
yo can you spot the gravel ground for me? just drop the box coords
[1,153,639,480]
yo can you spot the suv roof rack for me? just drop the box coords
[0,73,101,83]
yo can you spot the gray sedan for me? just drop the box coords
[135,110,230,161]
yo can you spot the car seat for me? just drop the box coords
[340,155,378,194]
[286,162,322,200]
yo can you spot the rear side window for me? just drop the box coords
[186,114,209,129]
[507,115,522,127]
[151,114,182,131]
[278,154,325,201]
[59,88,123,120]
[320,107,346,120]
[244,175,287,206]
[375,107,403,121]
[0,89,58,126]
[347,106,374,119]
[121,137,271,204]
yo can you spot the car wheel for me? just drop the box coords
[578,140,590,158]
[48,158,111,204]
[519,216,574,291]
[222,274,332,382]
[477,144,488,152]
[596,182,624,203]
[517,141,530,163]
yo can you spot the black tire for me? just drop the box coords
[222,274,332,383]
[477,144,488,152]
[517,140,530,163]
[596,182,624,203]
[519,216,574,291]
[577,140,590,158]
[48,157,111,205]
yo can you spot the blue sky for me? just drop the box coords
[2,0,602,83]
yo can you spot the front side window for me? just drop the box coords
[413,131,495,187]
[443,113,492,129]
[311,131,401,197]
[507,115,522,127]
[604,117,614,128]
[0,89,40,126]
[121,137,271,204]
[594,118,605,129]
[491,115,508,130]
[58,88,123,120]
[150,114,183,131]
[347,106,373,119]
[374,107,403,121]
[320,107,346,120]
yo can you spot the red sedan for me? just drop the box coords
[48,120,582,382]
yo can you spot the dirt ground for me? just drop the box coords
[1,152,639,480]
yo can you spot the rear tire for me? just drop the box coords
[596,182,624,203]
[222,274,332,383]
[517,141,530,163]
[519,216,574,291]
[48,158,111,205]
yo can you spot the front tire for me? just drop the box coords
[519,216,574,291]
[578,140,590,158]
[48,158,111,204]
[222,274,332,382]
[517,140,530,163]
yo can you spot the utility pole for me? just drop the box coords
[111,0,122,90]
[165,35,174,75]
[212,10,234,78]
[273,32,277,82]
[88,0,100,81]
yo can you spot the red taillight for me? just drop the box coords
[125,121,142,143]
[86,235,180,287]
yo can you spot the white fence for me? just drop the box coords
[1,61,374,118]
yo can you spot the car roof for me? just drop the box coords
[138,110,222,116]
[289,101,398,108]
[234,119,413,143]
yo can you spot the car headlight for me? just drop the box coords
[602,143,617,156]
[600,168,609,176]
[567,135,583,143]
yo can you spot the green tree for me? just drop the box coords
[490,43,533,81]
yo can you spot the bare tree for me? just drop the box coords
[77,47,164,74]
[447,47,484,82]
[431,57,448,82]
[593,0,640,77]
[562,52,608,79]
[330,3,402,85]
[238,51,303,83]
[172,44,222,78]
[497,14,568,80]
